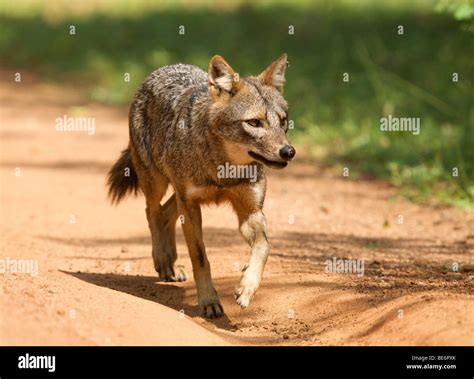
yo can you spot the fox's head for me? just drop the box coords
[208,54,295,169]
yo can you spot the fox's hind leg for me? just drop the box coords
[143,176,186,282]
[161,193,188,281]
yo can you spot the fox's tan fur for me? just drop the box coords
[107,54,295,318]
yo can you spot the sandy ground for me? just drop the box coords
[1,71,473,346]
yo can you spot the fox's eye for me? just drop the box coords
[246,119,261,128]
[280,117,287,127]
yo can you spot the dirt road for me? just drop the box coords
[1,71,473,345]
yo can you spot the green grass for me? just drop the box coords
[0,0,473,209]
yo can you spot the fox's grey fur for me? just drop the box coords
[108,54,295,318]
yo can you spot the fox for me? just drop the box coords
[107,54,295,318]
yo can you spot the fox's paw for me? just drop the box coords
[157,264,188,282]
[169,264,188,282]
[199,300,224,319]
[234,284,257,309]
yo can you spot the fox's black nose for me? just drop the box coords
[279,145,296,161]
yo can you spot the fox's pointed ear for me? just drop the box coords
[208,55,241,98]
[258,53,288,93]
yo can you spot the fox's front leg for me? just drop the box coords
[235,210,269,308]
[230,183,269,308]
[175,193,223,318]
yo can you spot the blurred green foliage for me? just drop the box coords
[0,0,472,208]
[436,0,474,31]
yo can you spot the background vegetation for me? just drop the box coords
[1,0,472,208]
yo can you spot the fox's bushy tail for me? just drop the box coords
[107,147,139,205]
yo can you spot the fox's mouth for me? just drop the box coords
[248,151,288,169]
